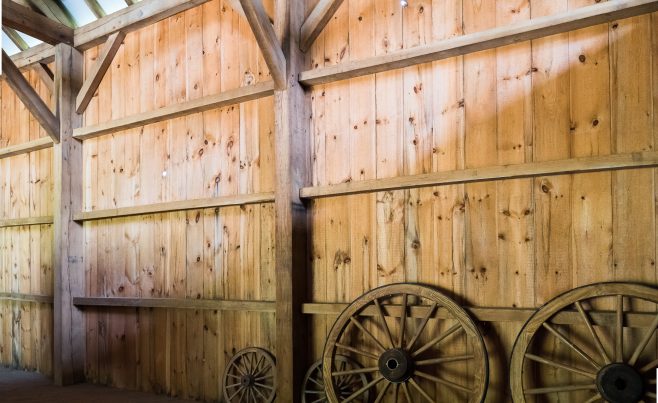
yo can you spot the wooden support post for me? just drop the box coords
[53,43,85,386]
[274,0,310,401]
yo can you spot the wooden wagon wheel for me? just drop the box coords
[223,347,276,403]
[510,282,658,403]
[302,355,371,403]
[322,283,489,403]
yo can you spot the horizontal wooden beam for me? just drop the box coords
[73,81,275,140]
[0,216,54,228]
[299,0,658,86]
[302,303,657,328]
[2,51,60,142]
[300,151,658,199]
[299,0,345,52]
[74,192,275,221]
[73,297,275,312]
[0,293,54,304]
[11,44,55,70]
[76,31,126,114]
[0,137,53,160]
[74,0,212,50]
[2,0,74,46]
[239,0,287,89]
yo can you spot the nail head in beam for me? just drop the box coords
[76,31,126,114]
[299,0,345,52]
[239,0,287,89]
[2,0,74,45]
[1,51,60,142]
[299,0,658,86]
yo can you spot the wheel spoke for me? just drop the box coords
[252,384,268,401]
[399,293,408,349]
[332,366,379,377]
[409,378,434,403]
[402,382,413,402]
[640,358,658,373]
[226,383,242,389]
[374,298,396,349]
[233,361,248,377]
[412,323,463,358]
[336,343,379,360]
[575,301,611,365]
[255,374,273,381]
[393,383,400,403]
[647,391,657,398]
[253,363,272,379]
[373,381,391,403]
[228,385,243,401]
[525,353,597,379]
[416,354,473,366]
[227,374,242,380]
[629,312,658,366]
[616,295,624,362]
[407,302,438,352]
[343,376,384,403]
[350,316,387,352]
[525,384,597,395]
[254,382,273,390]
[583,393,603,403]
[543,323,601,369]
[311,396,328,403]
[414,370,472,394]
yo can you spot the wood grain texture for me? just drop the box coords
[0,137,53,160]
[299,0,658,86]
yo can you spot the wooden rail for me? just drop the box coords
[74,192,275,221]
[73,81,274,140]
[302,303,657,328]
[73,297,275,312]
[0,137,53,160]
[300,151,658,199]
[299,0,658,86]
[0,216,54,228]
[0,293,54,304]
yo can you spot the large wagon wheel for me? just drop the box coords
[223,347,276,403]
[510,282,658,403]
[302,355,370,403]
[322,283,489,402]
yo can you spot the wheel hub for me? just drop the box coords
[378,349,414,383]
[240,374,255,387]
[596,363,645,403]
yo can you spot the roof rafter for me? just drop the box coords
[3,1,74,46]
[83,0,106,18]
[238,0,287,89]
[1,51,59,142]
[299,0,345,52]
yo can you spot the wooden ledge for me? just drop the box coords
[74,192,275,221]
[0,293,54,304]
[73,297,275,312]
[0,216,54,228]
[300,151,658,199]
[73,81,275,140]
[0,138,54,160]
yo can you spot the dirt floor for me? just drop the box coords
[0,367,195,403]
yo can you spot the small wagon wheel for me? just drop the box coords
[510,282,658,403]
[223,347,276,403]
[302,355,371,403]
[322,283,489,403]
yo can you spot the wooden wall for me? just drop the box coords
[0,71,54,375]
[79,0,275,400]
[306,0,658,401]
